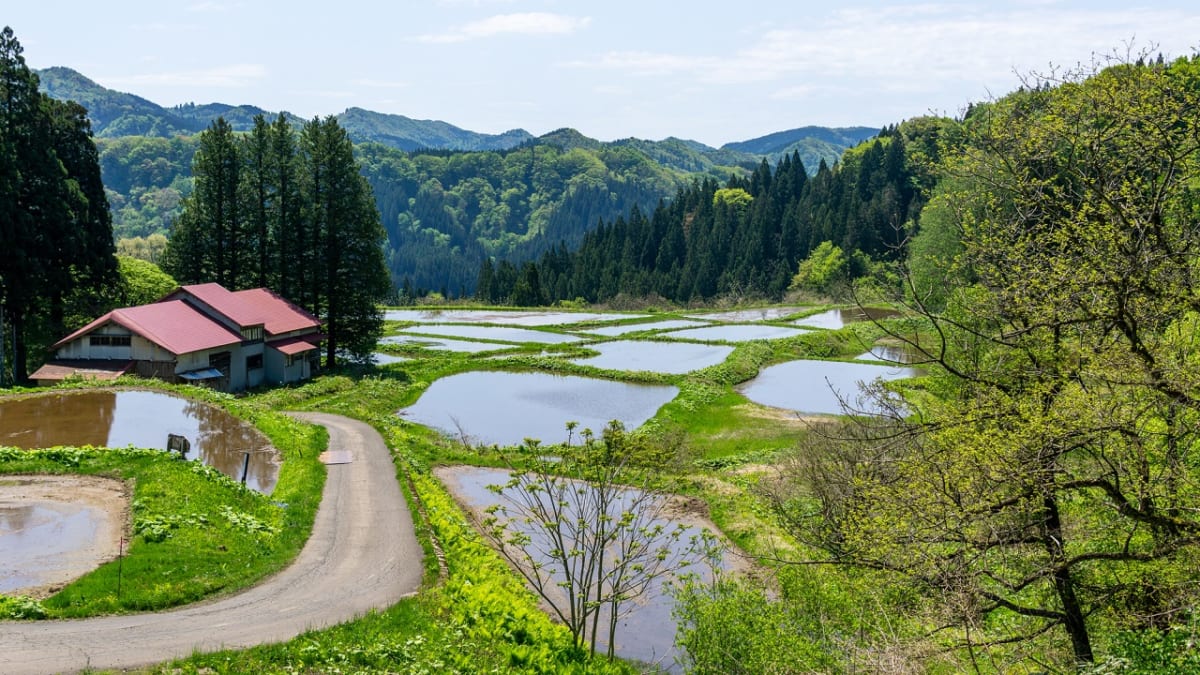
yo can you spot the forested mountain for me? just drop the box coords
[36,65,878,296]
[483,119,943,304]
[722,125,879,174]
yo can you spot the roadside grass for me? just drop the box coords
[0,384,325,618]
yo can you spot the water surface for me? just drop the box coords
[738,359,918,415]
[439,465,732,671]
[581,319,709,337]
[399,324,581,344]
[0,502,102,593]
[571,340,734,374]
[385,309,643,326]
[794,307,902,329]
[855,344,922,364]
[0,390,279,492]
[399,371,677,446]
[685,307,807,322]
[379,335,518,353]
[661,324,809,343]
[371,352,410,365]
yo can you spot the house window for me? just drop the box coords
[209,351,231,371]
[241,326,264,344]
[246,354,263,371]
[89,335,131,347]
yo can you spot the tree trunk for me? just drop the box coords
[1044,494,1093,663]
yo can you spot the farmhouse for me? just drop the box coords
[31,283,323,392]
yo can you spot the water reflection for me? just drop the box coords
[581,319,709,337]
[794,307,901,330]
[685,307,807,322]
[738,359,918,415]
[398,371,678,447]
[855,344,921,364]
[385,309,644,325]
[571,340,734,374]
[0,503,100,594]
[439,465,732,671]
[661,324,809,343]
[399,325,581,344]
[379,335,519,353]
[0,391,279,493]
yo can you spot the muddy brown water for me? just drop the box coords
[0,390,279,493]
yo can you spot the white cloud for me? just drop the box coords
[103,64,267,88]
[567,4,1200,97]
[417,12,591,44]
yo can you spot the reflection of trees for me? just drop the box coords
[0,504,33,533]
[185,400,278,493]
[0,392,113,448]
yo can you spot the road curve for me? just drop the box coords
[0,412,423,675]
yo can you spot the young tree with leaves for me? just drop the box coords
[773,56,1200,668]
[481,422,716,661]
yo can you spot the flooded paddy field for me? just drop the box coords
[0,390,279,493]
[0,475,126,598]
[399,371,678,447]
[436,464,747,672]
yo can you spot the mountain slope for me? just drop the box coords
[724,125,879,170]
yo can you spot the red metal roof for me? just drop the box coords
[172,284,321,336]
[54,300,243,355]
[267,335,322,356]
[231,288,322,335]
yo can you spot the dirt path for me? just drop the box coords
[0,413,423,675]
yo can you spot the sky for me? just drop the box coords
[7,1,1200,147]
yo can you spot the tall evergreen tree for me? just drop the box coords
[163,117,242,285]
[0,27,115,383]
[298,116,389,366]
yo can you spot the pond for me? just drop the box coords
[685,307,807,322]
[385,309,644,326]
[738,359,920,415]
[661,324,810,343]
[794,307,902,330]
[571,340,734,375]
[398,324,582,344]
[581,319,709,337]
[0,390,280,493]
[398,371,678,447]
[437,465,740,672]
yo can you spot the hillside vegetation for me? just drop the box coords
[37,66,876,296]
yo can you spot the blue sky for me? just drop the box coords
[7,1,1199,146]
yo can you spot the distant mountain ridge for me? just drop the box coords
[36,66,878,169]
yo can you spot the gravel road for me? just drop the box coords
[0,412,423,675]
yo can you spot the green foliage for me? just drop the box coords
[0,595,48,619]
[789,240,847,293]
